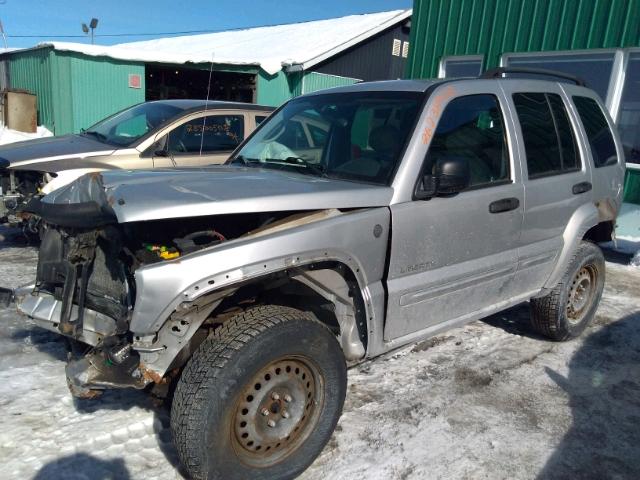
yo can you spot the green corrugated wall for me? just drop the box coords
[7,47,145,134]
[59,52,145,133]
[301,72,359,94]
[8,48,56,130]
[406,0,640,78]
[257,70,359,107]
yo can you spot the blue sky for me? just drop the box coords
[0,0,413,48]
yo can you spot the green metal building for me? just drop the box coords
[406,0,640,229]
[0,9,411,136]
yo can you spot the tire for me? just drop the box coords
[530,240,605,341]
[170,305,347,480]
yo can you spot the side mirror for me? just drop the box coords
[434,156,470,195]
[415,156,470,199]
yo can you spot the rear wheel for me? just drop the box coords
[170,305,347,480]
[530,241,605,341]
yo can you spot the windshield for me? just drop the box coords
[231,91,423,185]
[82,102,183,147]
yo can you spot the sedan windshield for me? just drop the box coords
[82,102,183,147]
[231,91,422,185]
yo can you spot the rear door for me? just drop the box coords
[504,83,593,293]
[385,84,524,342]
[153,111,246,167]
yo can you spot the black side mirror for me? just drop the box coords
[415,156,470,199]
[434,156,470,195]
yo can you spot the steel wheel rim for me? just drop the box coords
[231,356,323,467]
[567,265,597,325]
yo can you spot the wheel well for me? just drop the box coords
[206,262,368,360]
[583,221,614,243]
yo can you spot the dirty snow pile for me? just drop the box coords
[0,126,53,145]
[1,224,639,479]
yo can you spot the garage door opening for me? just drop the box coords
[145,65,256,103]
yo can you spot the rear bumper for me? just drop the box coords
[14,285,118,345]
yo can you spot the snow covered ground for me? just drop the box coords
[0,126,53,145]
[1,225,639,480]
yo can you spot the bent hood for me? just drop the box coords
[41,166,394,223]
[0,134,117,171]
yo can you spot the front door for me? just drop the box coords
[385,91,524,342]
[153,112,246,167]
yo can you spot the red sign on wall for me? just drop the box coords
[128,74,142,89]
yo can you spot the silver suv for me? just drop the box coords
[3,71,625,480]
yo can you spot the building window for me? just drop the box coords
[402,41,410,58]
[617,51,640,164]
[424,94,509,188]
[513,93,580,178]
[392,39,402,57]
[439,56,484,78]
[503,52,616,103]
[573,96,618,168]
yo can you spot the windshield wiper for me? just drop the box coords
[82,130,109,143]
[230,155,261,166]
[266,157,327,177]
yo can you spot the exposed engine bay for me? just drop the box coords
[30,208,332,397]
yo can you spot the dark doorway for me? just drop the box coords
[145,65,256,103]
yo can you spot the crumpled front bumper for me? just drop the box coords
[10,284,118,346]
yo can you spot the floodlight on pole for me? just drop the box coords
[81,18,98,44]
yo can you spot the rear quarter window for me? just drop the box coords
[513,92,580,178]
[572,96,618,168]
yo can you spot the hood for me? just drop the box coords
[42,166,394,224]
[0,134,117,171]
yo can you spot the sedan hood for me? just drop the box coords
[42,166,394,223]
[0,134,116,171]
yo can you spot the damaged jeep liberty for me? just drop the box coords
[3,70,625,479]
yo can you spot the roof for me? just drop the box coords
[144,99,275,112]
[7,10,411,76]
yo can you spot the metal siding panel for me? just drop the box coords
[61,52,145,133]
[256,70,293,107]
[407,0,640,79]
[301,72,358,95]
[7,48,55,131]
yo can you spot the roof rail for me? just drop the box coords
[480,67,587,87]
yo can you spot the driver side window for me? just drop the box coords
[167,114,244,154]
[424,94,510,188]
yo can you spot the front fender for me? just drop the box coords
[542,202,599,290]
[130,208,390,335]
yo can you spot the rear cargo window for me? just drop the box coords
[513,93,580,178]
[572,96,618,168]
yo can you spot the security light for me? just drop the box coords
[81,17,99,44]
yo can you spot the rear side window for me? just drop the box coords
[513,93,580,178]
[572,96,618,167]
[168,115,244,154]
[424,94,510,188]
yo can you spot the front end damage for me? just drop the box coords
[0,159,49,229]
[10,172,379,398]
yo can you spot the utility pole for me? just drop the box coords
[0,20,7,49]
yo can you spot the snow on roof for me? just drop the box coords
[26,10,411,75]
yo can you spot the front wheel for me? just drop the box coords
[170,305,347,480]
[530,241,605,341]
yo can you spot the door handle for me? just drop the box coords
[572,181,592,194]
[489,197,520,214]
